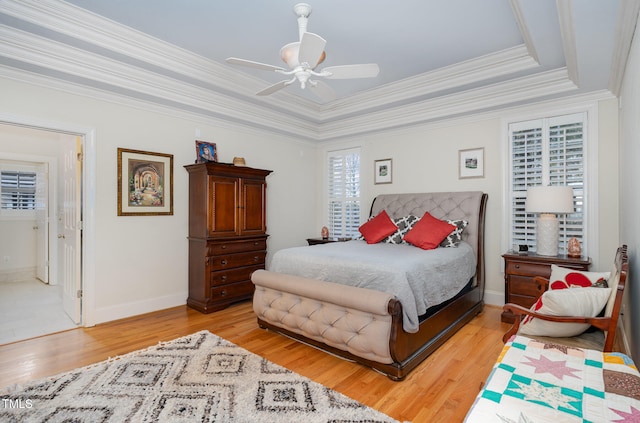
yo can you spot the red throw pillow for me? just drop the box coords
[403,212,456,250]
[358,210,398,244]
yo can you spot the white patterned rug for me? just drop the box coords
[0,330,404,422]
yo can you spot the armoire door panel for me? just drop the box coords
[208,176,238,236]
[241,179,266,234]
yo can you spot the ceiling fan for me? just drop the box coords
[226,3,379,102]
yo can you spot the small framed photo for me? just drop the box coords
[195,140,217,163]
[117,148,173,216]
[458,148,484,179]
[374,158,392,184]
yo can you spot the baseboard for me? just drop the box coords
[617,317,631,356]
[483,289,504,307]
[92,292,187,326]
[0,266,36,283]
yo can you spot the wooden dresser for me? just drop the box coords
[185,162,272,313]
[501,251,591,322]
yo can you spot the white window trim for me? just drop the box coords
[325,146,361,239]
[501,101,600,267]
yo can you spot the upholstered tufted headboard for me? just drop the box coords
[370,191,488,287]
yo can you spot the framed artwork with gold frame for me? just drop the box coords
[117,148,173,216]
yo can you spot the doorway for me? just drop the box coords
[0,123,83,344]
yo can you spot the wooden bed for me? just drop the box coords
[252,191,488,380]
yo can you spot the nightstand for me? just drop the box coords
[502,251,591,323]
[306,237,351,245]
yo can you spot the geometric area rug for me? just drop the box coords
[0,330,405,422]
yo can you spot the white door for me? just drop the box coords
[61,138,81,324]
[35,163,49,283]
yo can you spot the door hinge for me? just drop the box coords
[77,289,83,299]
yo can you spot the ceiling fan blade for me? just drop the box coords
[298,32,326,67]
[256,80,290,96]
[226,57,285,72]
[321,64,380,79]
[309,80,336,102]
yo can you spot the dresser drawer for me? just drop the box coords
[509,275,546,297]
[210,265,263,286]
[207,239,266,255]
[208,251,266,270]
[210,281,254,302]
[508,293,539,309]
[505,261,551,278]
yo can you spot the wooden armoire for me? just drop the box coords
[185,162,272,313]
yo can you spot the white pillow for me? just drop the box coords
[519,287,611,337]
[548,265,610,289]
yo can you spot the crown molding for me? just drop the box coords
[318,69,577,140]
[316,45,539,120]
[0,64,320,144]
[509,0,540,63]
[0,25,322,139]
[0,58,581,143]
[556,0,579,85]
[608,0,640,96]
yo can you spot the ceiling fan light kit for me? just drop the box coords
[226,3,379,101]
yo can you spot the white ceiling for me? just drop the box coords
[0,0,637,141]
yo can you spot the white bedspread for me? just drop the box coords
[268,240,476,333]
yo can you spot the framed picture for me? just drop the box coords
[117,148,173,216]
[458,148,484,179]
[195,140,217,163]
[374,158,392,184]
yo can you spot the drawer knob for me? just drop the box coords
[221,275,227,282]
[220,290,227,297]
[515,264,520,269]
[221,259,227,265]
[221,245,227,249]
[254,256,259,261]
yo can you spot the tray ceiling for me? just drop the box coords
[0,0,636,141]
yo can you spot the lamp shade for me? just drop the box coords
[525,186,574,214]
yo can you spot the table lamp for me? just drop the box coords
[525,186,574,256]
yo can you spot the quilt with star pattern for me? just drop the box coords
[464,335,640,423]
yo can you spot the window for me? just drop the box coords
[508,112,586,255]
[327,148,360,238]
[1,170,36,211]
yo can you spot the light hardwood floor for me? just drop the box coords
[0,303,516,422]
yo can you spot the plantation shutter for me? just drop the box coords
[1,170,37,210]
[327,148,360,238]
[508,113,585,255]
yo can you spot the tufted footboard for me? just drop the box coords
[252,269,398,364]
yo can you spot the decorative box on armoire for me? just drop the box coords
[185,162,272,313]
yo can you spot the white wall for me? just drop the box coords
[619,14,640,363]
[318,97,620,307]
[0,219,36,280]
[0,77,318,325]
